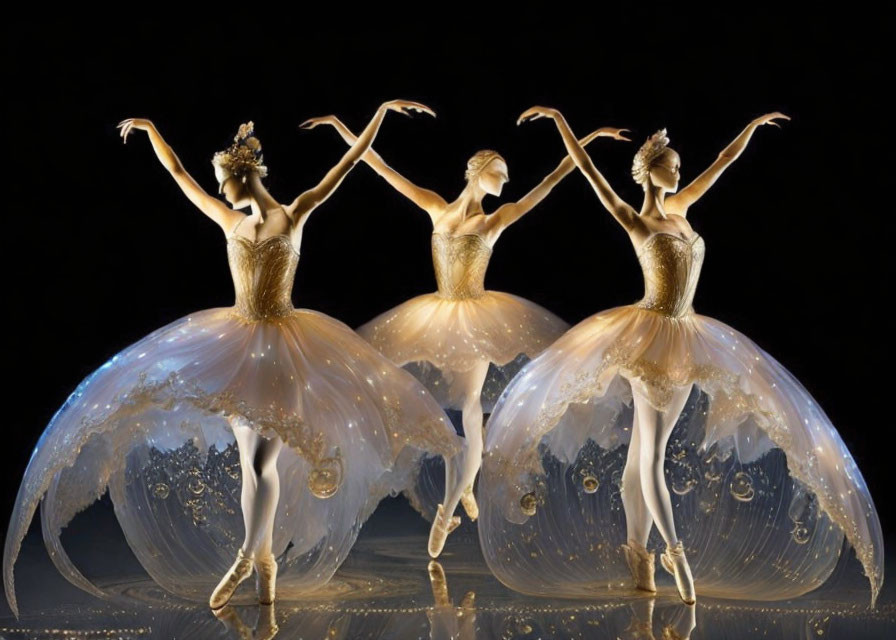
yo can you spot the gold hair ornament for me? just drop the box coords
[212,121,268,181]
[631,128,670,185]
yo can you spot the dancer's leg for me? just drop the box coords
[429,360,489,557]
[232,420,259,549]
[443,456,457,517]
[442,360,490,521]
[632,384,691,546]
[632,382,696,603]
[620,400,659,592]
[621,403,653,548]
[210,418,271,608]
[232,421,283,556]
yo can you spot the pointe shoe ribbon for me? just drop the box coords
[660,541,696,605]
[209,548,255,610]
[255,552,278,605]
[620,539,657,592]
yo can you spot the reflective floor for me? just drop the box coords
[1,498,893,639]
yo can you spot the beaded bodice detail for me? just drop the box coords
[227,234,299,321]
[431,232,493,300]
[635,233,705,317]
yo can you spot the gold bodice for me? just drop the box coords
[432,232,493,300]
[635,233,705,317]
[227,234,299,321]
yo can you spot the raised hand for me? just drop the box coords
[517,106,560,125]
[583,127,632,143]
[489,112,632,234]
[669,112,792,214]
[289,100,437,220]
[300,101,435,131]
[751,112,791,128]
[299,115,339,130]
[116,118,155,144]
[382,99,437,118]
[299,102,446,217]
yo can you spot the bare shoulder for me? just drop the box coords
[664,194,689,217]
[216,208,247,235]
[285,192,316,221]
[429,203,463,232]
[429,199,458,227]
[624,214,652,243]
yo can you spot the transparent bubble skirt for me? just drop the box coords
[3,234,462,616]
[478,233,883,605]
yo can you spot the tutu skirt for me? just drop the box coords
[358,288,569,521]
[358,289,569,411]
[4,305,461,613]
[478,304,883,604]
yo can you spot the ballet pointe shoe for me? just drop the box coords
[428,504,461,558]
[460,485,479,521]
[620,539,657,593]
[660,541,696,605]
[209,548,255,609]
[255,552,278,605]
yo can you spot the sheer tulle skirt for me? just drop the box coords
[357,290,569,521]
[478,305,883,604]
[357,290,569,412]
[4,307,461,615]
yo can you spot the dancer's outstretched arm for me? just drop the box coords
[518,106,640,232]
[488,127,631,234]
[666,112,790,216]
[289,100,436,222]
[117,118,243,233]
[301,110,446,219]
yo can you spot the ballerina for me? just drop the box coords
[301,114,630,557]
[3,100,463,618]
[477,107,883,606]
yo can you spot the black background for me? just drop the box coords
[3,10,892,546]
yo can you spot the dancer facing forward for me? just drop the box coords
[478,107,882,606]
[302,112,629,556]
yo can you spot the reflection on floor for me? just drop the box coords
[0,497,893,639]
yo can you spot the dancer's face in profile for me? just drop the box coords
[649,148,681,194]
[477,158,509,197]
[215,166,250,206]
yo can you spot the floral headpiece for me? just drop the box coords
[631,128,670,185]
[212,121,268,181]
